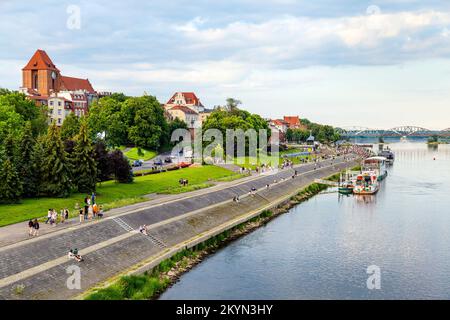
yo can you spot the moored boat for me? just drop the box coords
[362,156,388,181]
[378,149,395,164]
[353,172,379,195]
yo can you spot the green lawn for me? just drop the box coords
[233,149,313,169]
[123,147,157,161]
[0,165,238,227]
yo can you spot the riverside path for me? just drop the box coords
[0,155,359,300]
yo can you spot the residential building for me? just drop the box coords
[164,91,212,128]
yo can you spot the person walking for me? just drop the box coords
[28,220,34,236]
[79,209,84,224]
[60,209,65,223]
[45,209,52,224]
[32,219,39,237]
[51,210,58,226]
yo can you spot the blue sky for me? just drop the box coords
[1,0,450,129]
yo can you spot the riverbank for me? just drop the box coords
[84,179,342,300]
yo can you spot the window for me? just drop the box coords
[58,118,62,124]
[58,109,62,115]
[58,101,61,107]
[50,101,53,106]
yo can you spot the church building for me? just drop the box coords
[20,49,103,125]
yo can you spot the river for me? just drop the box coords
[160,143,450,299]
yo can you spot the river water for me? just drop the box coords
[160,143,450,299]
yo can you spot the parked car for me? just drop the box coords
[164,157,172,163]
[153,159,163,166]
[132,160,143,167]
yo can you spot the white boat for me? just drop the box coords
[353,172,379,195]
[362,157,388,181]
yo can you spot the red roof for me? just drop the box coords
[283,116,301,128]
[169,105,198,114]
[22,49,59,71]
[272,119,288,126]
[60,76,95,93]
[167,92,203,106]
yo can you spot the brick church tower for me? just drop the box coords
[22,49,61,96]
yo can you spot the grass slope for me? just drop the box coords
[0,166,237,227]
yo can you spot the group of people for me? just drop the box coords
[68,248,83,262]
[78,193,103,223]
[45,208,69,226]
[179,179,189,187]
[280,160,294,170]
[28,219,40,237]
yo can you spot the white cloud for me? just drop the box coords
[174,10,450,64]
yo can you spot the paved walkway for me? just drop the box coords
[0,156,359,300]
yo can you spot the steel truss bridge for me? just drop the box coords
[337,126,450,138]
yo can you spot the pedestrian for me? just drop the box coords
[88,205,94,220]
[98,206,104,219]
[79,209,84,224]
[64,209,69,220]
[28,219,34,236]
[32,219,39,237]
[45,209,52,224]
[84,207,89,221]
[91,192,96,205]
[93,203,98,219]
[84,197,89,217]
[60,209,65,223]
[51,209,57,226]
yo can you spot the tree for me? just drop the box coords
[41,123,72,197]
[94,141,111,182]
[0,91,47,136]
[61,113,80,141]
[225,98,242,114]
[108,150,133,183]
[18,122,37,197]
[125,96,169,150]
[0,158,23,203]
[30,138,46,197]
[72,119,97,193]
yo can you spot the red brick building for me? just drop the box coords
[20,49,100,125]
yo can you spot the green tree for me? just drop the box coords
[125,96,169,150]
[225,98,242,114]
[0,91,47,136]
[72,120,97,193]
[30,138,46,197]
[0,158,23,203]
[61,113,81,141]
[109,150,134,183]
[42,123,72,197]
[18,122,38,197]
[94,141,111,182]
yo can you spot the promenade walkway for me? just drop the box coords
[0,156,359,300]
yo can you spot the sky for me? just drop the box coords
[1,0,450,129]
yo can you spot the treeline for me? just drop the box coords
[286,118,341,143]
[0,89,189,203]
[202,98,269,152]
[86,94,187,150]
